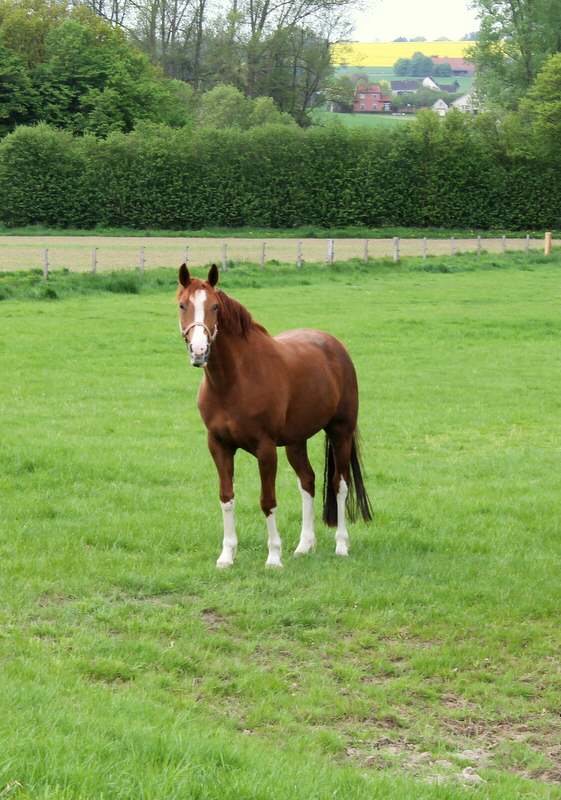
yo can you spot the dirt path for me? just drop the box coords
[0,235,548,272]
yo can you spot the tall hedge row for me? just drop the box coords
[1,120,560,230]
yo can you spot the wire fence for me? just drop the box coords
[0,234,555,275]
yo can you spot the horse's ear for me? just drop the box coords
[179,263,190,287]
[208,264,219,287]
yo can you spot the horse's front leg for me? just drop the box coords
[257,441,283,568]
[208,433,237,568]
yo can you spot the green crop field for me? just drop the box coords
[1,253,561,799]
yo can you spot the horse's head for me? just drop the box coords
[177,264,220,367]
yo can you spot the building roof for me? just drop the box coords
[390,80,420,91]
[438,83,460,93]
[431,56,475,73]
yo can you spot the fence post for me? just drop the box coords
[451,236,456,256]
[525,234,530,254]
[91,247,97,275]
[327,239,334,265]
[363,239,369,262]
[477,235,482,256]
[393,237,400,263]
[222,242,228,272]
[501,235,506,254]
[544,231,553,256]
[297,240,303,269]
[139,246,145,275]
[422,237,427,260]
[43,248,49,280]
[260,242,266,269]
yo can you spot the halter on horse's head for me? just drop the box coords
[177,264,220,367]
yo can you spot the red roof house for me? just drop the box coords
[353,83,392,113]
[431,57,475,76]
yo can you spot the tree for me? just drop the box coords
[249,95,295,126]
[198,84,253,128]
[394,57,410,76]
[469,0,561,110]
[409,51,434,77]
[505,53,561,162]
[433,62,452,77]
[324,74,355,111]
[0,39,37,135]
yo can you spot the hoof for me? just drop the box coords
[265,558,283,568]
[216,558,234,569]
[335,544,349,557]
[294,541,316,556]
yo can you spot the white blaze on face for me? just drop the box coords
[189,290,208,356]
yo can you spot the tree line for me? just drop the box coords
[0,0,353,136]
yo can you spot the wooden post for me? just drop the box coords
[477,235,482,256]
[393,237,400,263]
[91,247,97,274]
[222,242,228,272]
[501,235,506,254]
[260,242,266,269]
[327,239,334,265]
[525,234,530,254]
[422,237,427,260]
[363,239,369,262]
[544,231,553,256]
[43,248,49,280]
[139,246,145,275]
[451,236,456,256]
[297,240,303,269]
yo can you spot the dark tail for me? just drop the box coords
[322,432,373,528]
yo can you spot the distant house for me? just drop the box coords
[431,57,475,76]
[353,83,392,113]
[422,76,440,91]
[432,98,449,117]
[452,91,477,113]
[390,80,420,95]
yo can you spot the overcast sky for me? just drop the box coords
[350,0,479,41]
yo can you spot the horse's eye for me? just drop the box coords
[179,303,186,311]
[212,304,219,312]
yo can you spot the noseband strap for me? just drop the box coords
[182,321,218,345]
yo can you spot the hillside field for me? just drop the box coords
[332,41,471,67]
[1,254,561,799]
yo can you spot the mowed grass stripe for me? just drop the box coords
[1,261,561,798]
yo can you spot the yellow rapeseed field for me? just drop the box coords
[332,41,471,67]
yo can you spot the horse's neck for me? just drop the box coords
[204,329,264,389]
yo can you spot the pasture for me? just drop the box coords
[1,255,561,799]
[313,111,413,129]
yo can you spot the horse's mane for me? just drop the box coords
[217,290,268,338]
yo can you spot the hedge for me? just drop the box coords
[0,118,560,230]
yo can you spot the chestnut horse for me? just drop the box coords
[177,264,372,568]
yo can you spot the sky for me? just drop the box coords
[350,0,479,42]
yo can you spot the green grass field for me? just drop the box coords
[2,253,561,799]
[313,111,412,128]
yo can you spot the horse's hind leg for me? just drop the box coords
[286,442,316,556]
[325,425,353,556]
